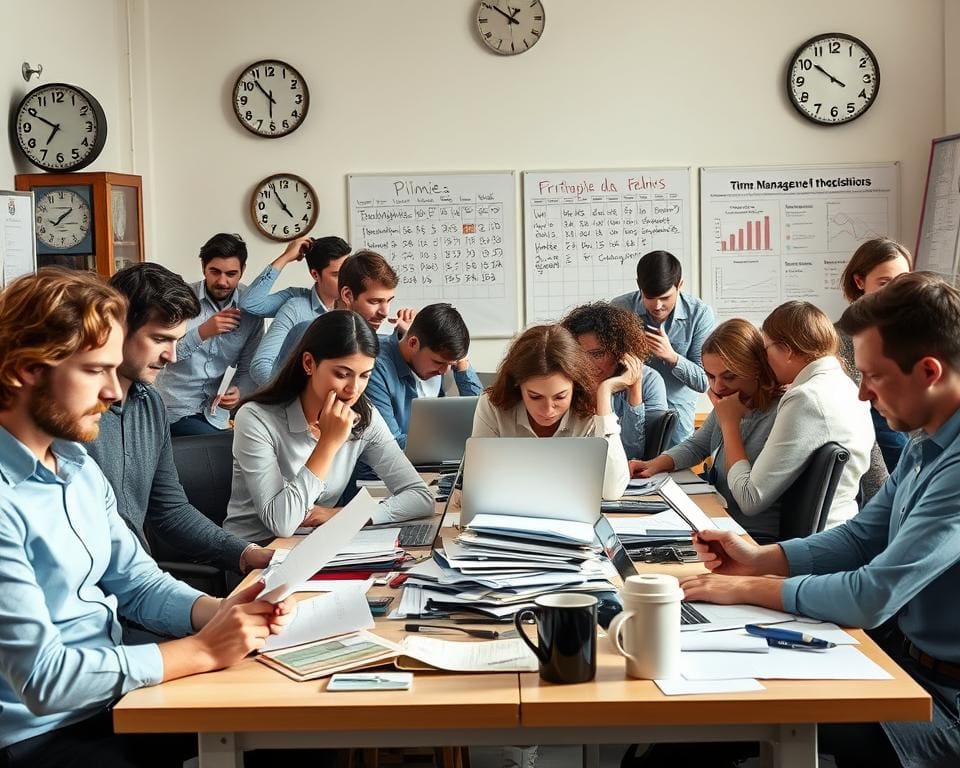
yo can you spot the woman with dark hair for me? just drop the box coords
[223,310,432,542]
[471,324,630,499]
[560,302,668,459]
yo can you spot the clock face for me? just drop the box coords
[787,34,880,125]
[14,84,108,171]
[251,174,318,241]
[233,60,309,138]
[35,189,92,249]
[476,0,545,55]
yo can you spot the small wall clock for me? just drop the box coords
[35,187,92,251]
[250,173,318,241]
[476,0,545,55]
[787,33,879,125]
[232,59,309,137]
[13,83,108,171]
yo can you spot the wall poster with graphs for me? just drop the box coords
[348,171,518,337]
[522,168,692,323]
[915,133,960,285]
[700,163,900,325]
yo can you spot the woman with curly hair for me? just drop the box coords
[471,324,630,499]
[560,302,668,459]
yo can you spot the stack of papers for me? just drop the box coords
[320,528,404,572]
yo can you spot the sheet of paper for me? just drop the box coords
[261,587,375,652]
[337,528,401,554]
[611,511,690,534]
[258,488,381,603]
[291,577,375,594]
[626,473,669,491]
[680,602,800,632]
[467,513,597,546]
[398,635,538,672]
[680,634,768,653]
[1,191,36,287]
[713,517,747,535]
[656,678,765,696]
[681,645,893,681]
[657,478,719,531]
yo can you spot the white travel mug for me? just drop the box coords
[607,574,682,679]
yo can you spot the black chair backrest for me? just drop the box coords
[170,432,235,526]
[641,410,678,461]
[778,441,849,540]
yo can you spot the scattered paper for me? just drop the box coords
[680,634,768,653]
[398,635,538,672]
[681,645,893,681]
[261,588,374,653]
[656,678,765,696]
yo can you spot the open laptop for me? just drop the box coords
[404,396,479,471]
[460,437,606,528]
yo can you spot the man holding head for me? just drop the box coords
[245,234,352,385]
[682,272,960,767]
[0,268,290,766]
[156,232,264,436]
[366,302,482,447]
[612,250,714,445]
[87,263,273,577]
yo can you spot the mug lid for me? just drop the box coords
[623,574,683,600]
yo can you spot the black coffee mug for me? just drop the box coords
[514,592,598,684]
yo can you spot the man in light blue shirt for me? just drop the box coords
[682,272,960,768]
[612,250,714,446]
[0,268,290,765]
[242,235,351,385]
[156,233,264,435]
[366,303,483,448]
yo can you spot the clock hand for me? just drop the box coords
[253,80,278,106]
[27,109,59,130]
[52,208,73,226]
[268,90,274,119]
[490,4,520,24]
[813,64,846,87]
[270,184,294,218]
[45,123,61,146]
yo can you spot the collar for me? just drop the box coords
[310,289,324,314]
[0,425,87,486]
[284,397,312,434]
[792,356,841,388]
[382,334,417,385]
[110,381,148,413]
[925,405,960,453]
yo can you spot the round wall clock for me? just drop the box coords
[250,173,318,241]
[787,33,879,125]
[13,83,108,171]
[35,188,92,249]
[233,59,309,138]
[476,0,545,55]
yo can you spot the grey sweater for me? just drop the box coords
[86,382,249,572]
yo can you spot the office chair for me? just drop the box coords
[641,410,678,460]
[777,441,849,540]
[145,431,235,596]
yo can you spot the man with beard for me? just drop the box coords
[156,233,264,436]
[0,268,291,766]
[87,263,273,578]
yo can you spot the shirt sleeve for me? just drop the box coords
[590,413,630,500]
[725,388,826,517]
[471,394,502,437]
[238,266,311,318]
[669,304,714,393]
[779,456,960,628]
[365,362,406,447]
[232,405,326,538]
[359,412,434,524]
[617,367,670,460]
[174,324,205,362]
[233,317,265,398]
[454,365,484,396]
[665,411,717,469]
[250,301,299,386]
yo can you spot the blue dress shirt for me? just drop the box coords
[781,404,960,663]
[611,365,668,459]
[610,290,715,446]
[156,281,263,429]
[0,427,201,749]
[366,333,483,448]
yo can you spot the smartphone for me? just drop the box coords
[367,596,395,616]
[645,323,660,333]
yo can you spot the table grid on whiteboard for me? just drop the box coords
[353,197,507,301]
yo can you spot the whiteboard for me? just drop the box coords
[700,163,900,326]
[523,168,692,323]
[915,133,960,284]
[348,172,518,337]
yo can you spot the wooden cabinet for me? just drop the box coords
[14,171,144,278]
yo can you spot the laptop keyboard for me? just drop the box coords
[399,523,437,547]
[680,602,710,626]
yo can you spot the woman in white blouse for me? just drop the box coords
[471,324,630,499]
[224,310,432,542]
[712,301,873,529]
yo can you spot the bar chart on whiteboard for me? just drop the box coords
[700,164,899,325]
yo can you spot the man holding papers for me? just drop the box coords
[684,273,960,768]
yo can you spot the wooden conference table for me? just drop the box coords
[113,492,930,768]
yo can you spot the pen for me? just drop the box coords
[745,624,835,650]
[404,623,499,639]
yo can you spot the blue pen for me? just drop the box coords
[745,624,836,650]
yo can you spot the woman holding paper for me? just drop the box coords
[630,319,784,541]
[224,310,432,542]
[471,324,630,499]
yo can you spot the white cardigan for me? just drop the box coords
[726,356,873,529]
[471,393,630,500]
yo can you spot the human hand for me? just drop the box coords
[680,573,780,605]
[302,505,340,527]
[198,307,242,340]
[629,459,654,478]
[240,545,274,573]
[607,353,644,394]
[191,581,281,666]
[644,327,678,365]
[712,392,749,426]
[217,385,241,410]
[312,390,356,448]
[690,529,763,576]
[454,357,471,373]
[390,307,417,337]
[278,235,314,265]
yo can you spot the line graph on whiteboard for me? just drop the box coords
[826,198,889,251]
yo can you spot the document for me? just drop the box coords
[680,634,768,653]
[681,645,893,681]
[657,478,719,531]
[258,488,381,603]
[261,587,375,653]
[466,513,597,546]
[397,635,538,672]
[1,191,35,288]
[656,678,765,696]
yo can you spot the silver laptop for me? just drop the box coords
[460,437,606,528]
[404,396,479,470]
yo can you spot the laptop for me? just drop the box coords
[460,437,606,528]
[404,396,479,471]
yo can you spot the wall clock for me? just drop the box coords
[476,1,545,55]
[13,83,108,171]
[787,33,879,125]
[233,59,309,137]
[250,173,318,241]
[35,187,92,251]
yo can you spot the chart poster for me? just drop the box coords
[915,134,960,284]
[700,164,899,325]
